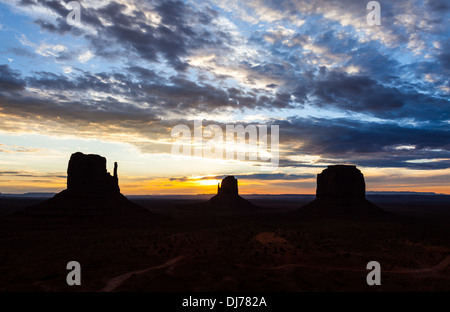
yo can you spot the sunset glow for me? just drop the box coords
[0,0,448,195]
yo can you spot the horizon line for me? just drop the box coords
[1,191,449,196]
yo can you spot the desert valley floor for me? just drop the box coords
[0,194,449,292]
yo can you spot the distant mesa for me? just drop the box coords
[209,176,257,209]
[215,176,239,198]
[67,152,120,195]
[300,165,386,217]
[317,165,365,200]
[23,152,149,218]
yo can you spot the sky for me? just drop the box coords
[0,0,449,195]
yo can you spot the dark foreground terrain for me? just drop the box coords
[0,194,449,291]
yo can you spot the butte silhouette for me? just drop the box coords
[209,176,257,209]
[24,152,150,219]
[299,165,386,217]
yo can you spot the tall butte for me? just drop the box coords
[300,165,386,217]
[67,152,120,195]
[209,176,257,209]
[24,152,148,218]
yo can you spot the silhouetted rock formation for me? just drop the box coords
[300,165,386,217]
[67,152,120,195]
[23,152,149,219]
[217,176,238,197]
[209,176,256,209]
[317,165,365,200]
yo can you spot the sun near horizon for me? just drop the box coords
[1,149,449,195]
[0,0,449,196]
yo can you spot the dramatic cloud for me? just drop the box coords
[278,117,450,169]
[0,65,26,91]
[0,0,448,193]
